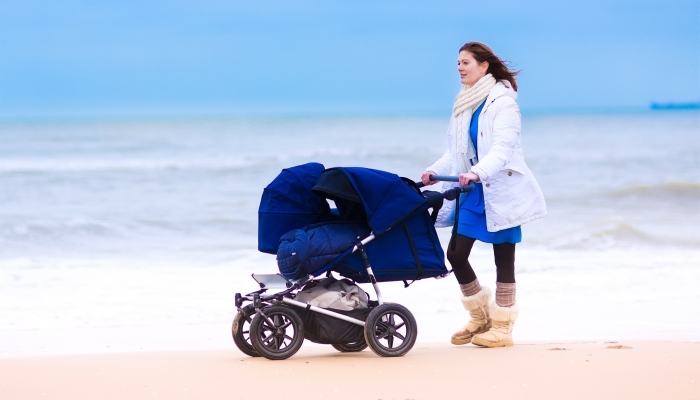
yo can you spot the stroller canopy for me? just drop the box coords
[312,167,427,235]
[258,162,331,254]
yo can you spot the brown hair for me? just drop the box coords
[459,42,519,91]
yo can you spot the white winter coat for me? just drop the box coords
[426,80,547,231]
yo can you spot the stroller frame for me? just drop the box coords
[233,174,472,360]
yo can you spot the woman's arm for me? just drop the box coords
[470,99,521,181]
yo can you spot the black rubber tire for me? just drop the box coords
[232,304,260,357]
[250,305,305,360]
[331,340,368,353]
[364,303,417,357]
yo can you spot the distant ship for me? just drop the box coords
[650,102,700,110]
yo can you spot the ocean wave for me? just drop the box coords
[1,220,119,238]
[0,217,256,244]
[547,181,700,209]
[0,158,253,173]
[604,182,700,200]
[0,146,426,173]
[546,217,700,250]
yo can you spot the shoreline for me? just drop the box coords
[1,340,697,399]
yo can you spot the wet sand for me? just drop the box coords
[1,341,698,399]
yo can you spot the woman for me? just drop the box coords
[421,42,546,348]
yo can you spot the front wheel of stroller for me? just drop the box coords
[250,305,304,360]
[331,341,368,353]
[232,304,260,357]
[364,303,417,357]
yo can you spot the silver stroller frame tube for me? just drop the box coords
[280,297,366,326]
[350,233,384,305]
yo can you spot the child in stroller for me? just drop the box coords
[232,163,472,360]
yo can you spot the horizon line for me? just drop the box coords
[0,104,697,124]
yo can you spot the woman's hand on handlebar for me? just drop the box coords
[459,172,479,186]
[421,171,437,186]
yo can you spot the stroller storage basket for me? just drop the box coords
[296,305,373,344]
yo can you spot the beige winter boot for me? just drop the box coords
[471,302,519,347]
[450,286,492,345]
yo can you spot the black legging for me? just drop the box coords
[446,234,516,284]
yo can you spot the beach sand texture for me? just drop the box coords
[1,341,698,399]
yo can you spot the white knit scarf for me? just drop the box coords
[453,73,496,173]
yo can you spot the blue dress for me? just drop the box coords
[454,100,522,244]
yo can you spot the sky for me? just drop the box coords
[0,0,698,119]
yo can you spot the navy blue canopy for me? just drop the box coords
[311,167,427,236]
[258,163,331,254]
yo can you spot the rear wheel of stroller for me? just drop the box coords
[250,305,305,360]
[232,304,260,357]
[331,341,368,352]
[364,303,417,357]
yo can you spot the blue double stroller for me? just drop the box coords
[232,163,472,360]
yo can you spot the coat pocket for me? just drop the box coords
[503,163,527,176]
[483,171,513,228]
[504,168,528,208]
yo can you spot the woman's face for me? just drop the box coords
[457,50,489,86]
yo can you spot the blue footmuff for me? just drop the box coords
[277,222,371,280]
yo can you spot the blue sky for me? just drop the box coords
[0,0,698,119]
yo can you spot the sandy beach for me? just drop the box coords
[1,340,698,399]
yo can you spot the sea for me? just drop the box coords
[1,111,699,356]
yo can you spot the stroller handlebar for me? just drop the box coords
[415,174,475,207]
[415,175,457,188]
[428,174,459,183]
[415,175,475,193]
[416,177,475,223]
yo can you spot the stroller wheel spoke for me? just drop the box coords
[395,322,405,330]
[387,334,394,348]
[266,315,294,350]
[262,333,275,344]
[376,329,390,340]
[393,331,405,341]
[262,319,274,330]
[280,321,292,330]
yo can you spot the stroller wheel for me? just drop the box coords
[331,341,368,353]
[232,304,260,357]
[250,305,304,360]
[364,303,417,357]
